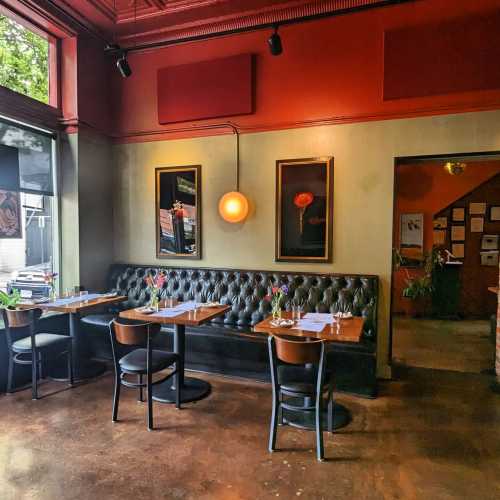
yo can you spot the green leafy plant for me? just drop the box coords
[0,288,22,309]
[402,275,433,300]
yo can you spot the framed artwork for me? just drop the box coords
[470,217,484,233]
[490,206,500,222]
[480,251,499,267]
[481,235,499,250]
[155,165,201,259]
[433,229,446,246]
[452,207,465,222]
[433,217,447,229]
[451,243,464,259]
[469,202,486,215]
[451,225,465,241]
[0,189,21,238]
[275,157,333,262]
[400,213,424,262]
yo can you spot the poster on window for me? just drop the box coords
[0,189,21,238]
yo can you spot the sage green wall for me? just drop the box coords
[113,110,500,377]
[60,129,114,292]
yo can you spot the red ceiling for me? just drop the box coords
[41,0,410,47]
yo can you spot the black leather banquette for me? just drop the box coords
[81,264,379,397]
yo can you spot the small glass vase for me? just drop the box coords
[149,294,159,311]
[49,286,57,301]
[272,303,282,320]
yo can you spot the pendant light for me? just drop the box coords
[218,125,249,223]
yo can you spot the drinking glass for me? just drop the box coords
[188,307,198,321]
[292,304,302,321]
[80,290,89,303]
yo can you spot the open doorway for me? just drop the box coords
[391,152,500,374]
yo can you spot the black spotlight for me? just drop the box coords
[116,54,132,78]
[268,26,282,56]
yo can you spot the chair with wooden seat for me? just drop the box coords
[109,318,181,431]
[2,307,73,400]
[267,335,334,461]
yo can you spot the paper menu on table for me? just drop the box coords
[152,308,184,318]
[302,313,334,324]
[292,320,326,333]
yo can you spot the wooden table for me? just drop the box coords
[253,311,364,343]
[253,311,365,430]
[119,304,230,404]
[19,294,127,381]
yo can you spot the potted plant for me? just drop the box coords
[400,248,443,317]
[0,288,22,310]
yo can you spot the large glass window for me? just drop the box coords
[0,14,49,104]
[0,118,57,297]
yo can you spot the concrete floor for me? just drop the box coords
[0,368,499,500]
[392,317,494,374]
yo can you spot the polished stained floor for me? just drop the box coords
[0,367,499,500]
[392,317,494,374]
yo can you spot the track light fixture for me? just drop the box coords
[104,44,132,78]
[116,54,132,78]
[268,25,282,56]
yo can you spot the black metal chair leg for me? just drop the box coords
[112,375,121,422]
[175,361,181,409]
[67,349,74,387]
[278,393,284,425]
[138,374,144,402]
[7,353,14,393]
[268,393,279,452]
[315,396,324,461]
[32,353,38,400]
[327,381,334,434]
[147,371,153,431]
[38,352,43,381]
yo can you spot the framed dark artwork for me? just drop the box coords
[275,157,333,263]
[156,165,201,259]
[0,189,21,238]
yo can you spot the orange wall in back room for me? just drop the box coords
[109,0,500,142]
[393,161,500,315]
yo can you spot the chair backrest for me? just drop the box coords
[273,335,324,365]
[2,308,42,328]
[110,319,160,346]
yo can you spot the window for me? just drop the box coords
[0,14,49,104]
[0,118,58,296]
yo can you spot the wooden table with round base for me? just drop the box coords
[253,312,365,431]
[119,304,230,404]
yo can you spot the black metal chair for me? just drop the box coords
[268,335,334,461]
[2,307,73,400]
[109,318,181,431]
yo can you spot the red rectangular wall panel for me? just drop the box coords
[384,11,500,100]
[157,54,253,124]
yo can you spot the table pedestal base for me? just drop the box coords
[281,399,351,431]
[152,376,211,404]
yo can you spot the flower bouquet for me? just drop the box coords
[265,284,289,320]
[145,272,166,310]
[44,272,58,300]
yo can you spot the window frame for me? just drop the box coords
[0,114,61,292]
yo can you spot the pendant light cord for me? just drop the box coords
[227,122,240,192]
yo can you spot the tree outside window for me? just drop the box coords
[0,14,49,104]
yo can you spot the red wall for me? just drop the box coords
[110,0,500,143]
[393,161,500,315]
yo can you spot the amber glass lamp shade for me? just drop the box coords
[218,191,249,223]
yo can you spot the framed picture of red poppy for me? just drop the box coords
[275,157,334,262]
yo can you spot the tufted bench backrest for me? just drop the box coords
[108,265,378,340]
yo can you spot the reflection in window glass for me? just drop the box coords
[0,14,49,104]
[0,119,56,297]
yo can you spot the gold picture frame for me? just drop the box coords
[155,165,201,259]
[275,157,334,263]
